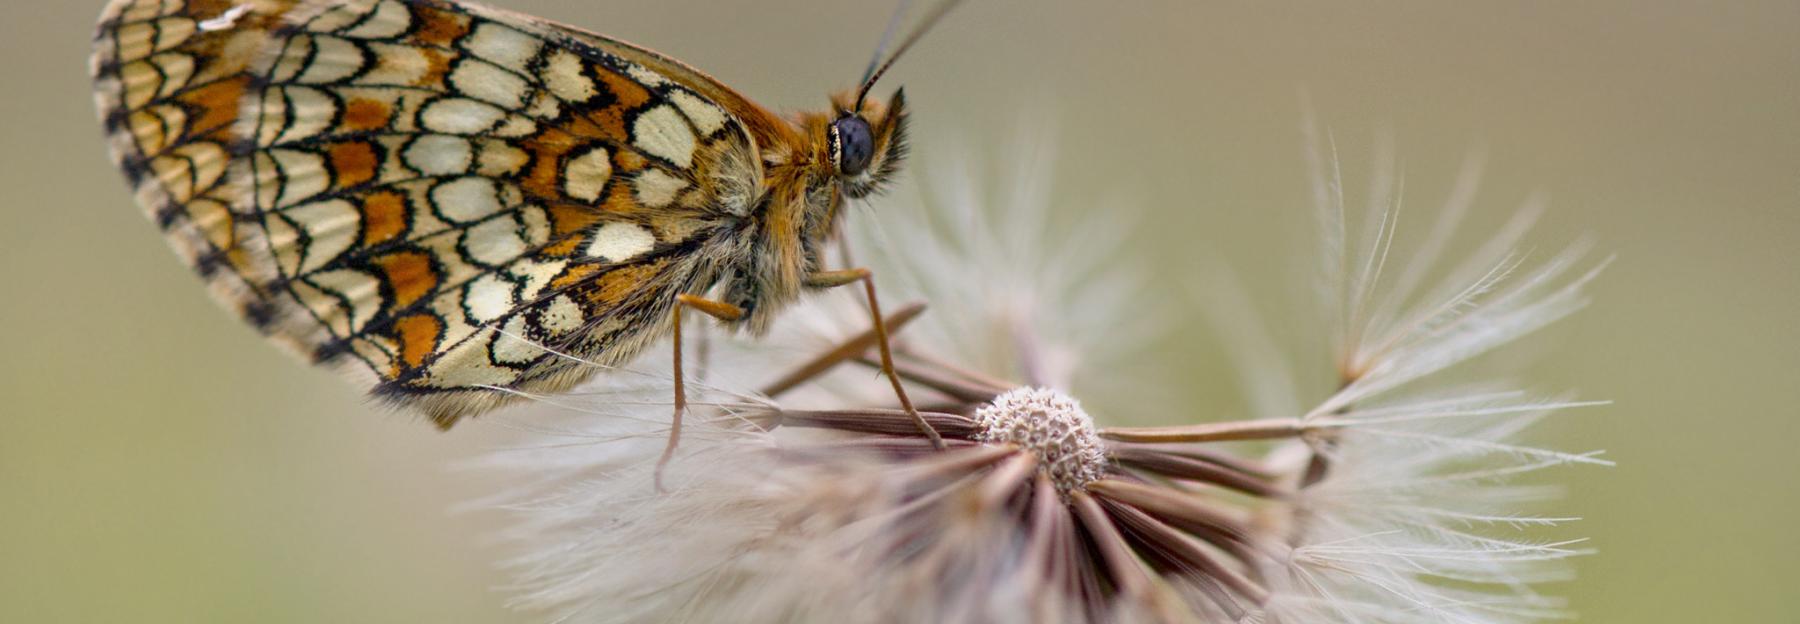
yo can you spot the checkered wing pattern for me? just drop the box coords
[92,0,777,424]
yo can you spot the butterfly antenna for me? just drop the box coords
[854,0,969,112]
[859,0,916,90]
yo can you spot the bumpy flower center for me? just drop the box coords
[972,387,1108,497]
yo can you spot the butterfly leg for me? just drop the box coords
[806,268,946,450]
[761,301,927,399]
[657,294,746,492]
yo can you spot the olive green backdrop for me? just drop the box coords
[3,1,1794,622]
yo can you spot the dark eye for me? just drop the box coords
[830,116,875,176]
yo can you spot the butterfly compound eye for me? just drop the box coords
[830,116,875,176]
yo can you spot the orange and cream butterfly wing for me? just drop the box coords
[92,0,787,425]
[91,0,300,338]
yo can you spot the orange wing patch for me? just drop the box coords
[328,142,380,188]
[413,4,473,47]
[343,98,392,131]
[360,191,409,246]
[393,313,445,371]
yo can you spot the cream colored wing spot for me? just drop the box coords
[491,115,539,139]
[183,199,236,250]
[465,274,517,323]
[125,104,186,155]
[414,227,483,286]
[423,330,522,388]
[431,176,506,223]
[475,141,529,177]
[450,59,531,109]
[113,0,163,23]
[149,142,229,203]
[296,35,367,84]
[461,22,543,73]
[261,86,338,146]
[287,279,354,336]
[340,1,413,39]
[541,295,585,335]
[262,221,302,276]
[113,58,162,109]
[144,155,195,201]
[420,97,505,135]
[117,52,196,109]
[519,205,552,243]
[284,198,362,274]
[300,1,377,34]
[181,143,230,190]
[348,337,398,374]
[491,315,540,364]
[404,135,474,176]
[625,64,671,88]
[562,147,612,203]
[669,90,727,137]
[585,222,655,263]
[524,93,561,122]
[463,216,528,266]
[114,19,192,61]
[508,256,565,301]
[307,268,383,332]
[631,105,695,169]
[263,148,330,208]
[632,168,688,208]
[542,49,596,103]
[360,43,431,85]
[427,286,479,347]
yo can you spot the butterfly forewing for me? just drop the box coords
[93,0,784,424]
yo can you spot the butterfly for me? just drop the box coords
[90,0,961,450]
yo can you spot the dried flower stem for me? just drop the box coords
[760,301,929,398]
[1110,446,1287,498]
[760,407,977,438]
[1101,418,1306,443]
[855,353,1012,403]
[1105,500,1266,610]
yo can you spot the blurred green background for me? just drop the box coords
[2,1,1794,621]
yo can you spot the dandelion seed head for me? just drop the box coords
[485,123,1607,624]
[972,386,1107,497]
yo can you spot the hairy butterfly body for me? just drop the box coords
[91,0,923,426]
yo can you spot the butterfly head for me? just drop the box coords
[812,0,963,199]
[825,89,908,199]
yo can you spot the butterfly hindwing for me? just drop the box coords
[94,0,774,424]
[92,0,302,336]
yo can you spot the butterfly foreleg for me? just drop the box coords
[805,268,947,450]
[657,294,747,492]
